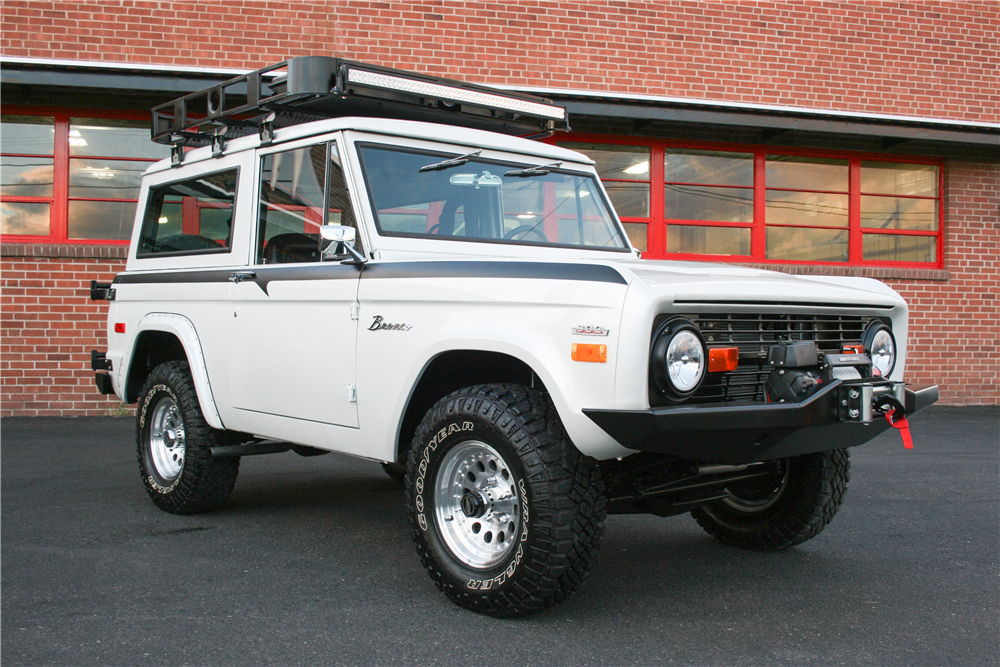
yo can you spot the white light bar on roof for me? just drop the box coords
[347,68,566,121]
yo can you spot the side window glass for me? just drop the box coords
[258,144,327,264]
[137,168,238,256]
[328,142,363,256]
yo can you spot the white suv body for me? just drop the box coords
[91,58,937,617]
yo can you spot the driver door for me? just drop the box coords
[228,138,363,439]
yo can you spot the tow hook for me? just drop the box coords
[873,394,914,449]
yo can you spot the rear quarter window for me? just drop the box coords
[137,168,239,257]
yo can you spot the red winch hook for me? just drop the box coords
[874,395,913,449]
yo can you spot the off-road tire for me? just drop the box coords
[692,448,850,551]
[136,361,240,514]
[406,384,605,617]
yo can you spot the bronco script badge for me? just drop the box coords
[369,315,413,331]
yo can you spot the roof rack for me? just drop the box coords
[151,57,569,161]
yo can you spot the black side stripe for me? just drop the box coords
[113,261,629,293]
[360,261,628,284]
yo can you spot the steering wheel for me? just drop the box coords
[503,225,547,242]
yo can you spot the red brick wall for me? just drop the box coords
[886,161,1000,406]
[1,0,996,122]
[1,248,127,416]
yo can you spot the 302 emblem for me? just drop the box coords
[572,325,609,336]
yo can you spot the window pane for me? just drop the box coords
[604,181,649,217]
[665,150,753,186]
[259,145,327,263]
[861,195,937,231]
[138,169,238,255]
[665,185,752,222]
[667,225,751,256]
[766,156,848,191]
[863,234,937,263]
[861,162,937,197]
[327,142,361,255]
[0,115,54,154]
[766,226,849,262]
[558,142,650,180]
[69,158,146,199]
[68,200,137,240]
[1,201,50,235]
[359,145,626,250]
[69,118,170,159]
[1,156,53,196]
[622,222,647,252]
[766,191,848,227]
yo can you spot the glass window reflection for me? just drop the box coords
[559,142,650,180]
[69,118,170,159]
[69,159,147,199]
[665,150,753,186]
[0,116,54,154]
[68,200,137,240]
[863,233,936,263]
[766,226,849,262]
[766,156,848,191]
[1,201,50,236]
[861,162,937,197]
[668,225,751,256]
[1,157,54,197]
[861,196,937,231]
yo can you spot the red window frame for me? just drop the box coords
[1,106,163,246]
[551,133,945,268]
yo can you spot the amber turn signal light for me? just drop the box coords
[572,343,607,363]
[708,346,739,372]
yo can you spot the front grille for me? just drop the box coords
[694,312,868,356]
[655,313,873,405]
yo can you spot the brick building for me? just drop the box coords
[1,0,997,415]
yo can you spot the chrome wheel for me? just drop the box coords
[721,461,790,513]
[149,396,186,483]
[434,440,520,569]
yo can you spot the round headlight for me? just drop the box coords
[864,322,896,377]
[651,319,706,401]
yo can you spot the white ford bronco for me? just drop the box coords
[91,57,938,617]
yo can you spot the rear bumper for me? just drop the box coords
[584,381,939,465]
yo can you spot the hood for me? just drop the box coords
[614,259,902,308]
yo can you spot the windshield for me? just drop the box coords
[357,144,630,251]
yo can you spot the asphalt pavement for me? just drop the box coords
[2,406,998,667]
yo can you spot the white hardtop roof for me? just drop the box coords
[145,116,592,176]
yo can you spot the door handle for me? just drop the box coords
[229,271,257,284]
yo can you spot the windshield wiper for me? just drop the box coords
[419,150,482,172]
[504,161,563,178]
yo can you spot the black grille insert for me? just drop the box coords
[650,313,874,405]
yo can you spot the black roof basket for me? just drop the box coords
[151,57,569,158]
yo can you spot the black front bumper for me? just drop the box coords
[584,380,939,465]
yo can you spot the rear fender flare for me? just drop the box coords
[127,313,225,430]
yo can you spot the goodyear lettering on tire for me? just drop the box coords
[414,421,473,533]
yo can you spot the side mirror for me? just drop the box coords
[320,225,365,264]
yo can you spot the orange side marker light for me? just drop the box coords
[572,343,607,363]
[708,346,739,372]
